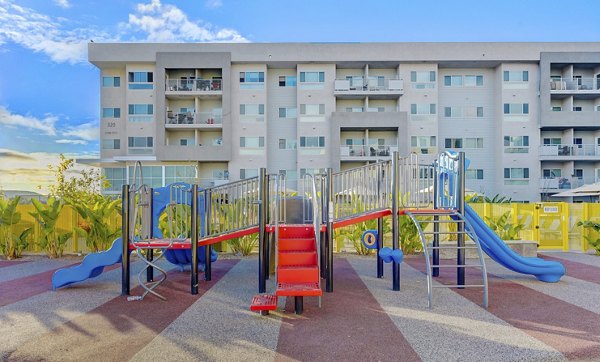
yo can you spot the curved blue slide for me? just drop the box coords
[464,205,566,283]
[52,238,123,290]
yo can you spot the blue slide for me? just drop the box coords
[463,205,566,282]
[52,237,123,290]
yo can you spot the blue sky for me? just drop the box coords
[0,0,598,192]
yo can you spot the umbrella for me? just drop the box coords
[553,182,600,198]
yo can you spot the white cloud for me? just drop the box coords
[0,106,57,136]
[205,0,223,9]
[0,0,111,64]
[61,122,99,142]
[53,0,71,9]
[56,139,87,145]
[124,0,247,42]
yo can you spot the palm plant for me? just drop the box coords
[484,211,524,240]
[576,220,600,255]
[73,197,121,252]
[30,198,72,258]
[0,196,29,259]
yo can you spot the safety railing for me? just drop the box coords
[433,151,463,210]
[166,79,222,92]
[203,177,260,238]
[397,153,435,209]
[550,78,600,91]
[332,161,392,221]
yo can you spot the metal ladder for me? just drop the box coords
[405,209,488,309]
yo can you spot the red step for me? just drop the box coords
[278,265,319,283]
[279,225,314,239]
[276,282,322,297]
[250,294,278,312]
[278,238,315,252]
[279,251,317,266]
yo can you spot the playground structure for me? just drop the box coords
[52,151,566,313]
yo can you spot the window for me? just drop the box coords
[346,107,364,113]
[240,71,265,89]
[504,136,529,153]
[102,107,120,118]
[279,75,297,87]
[466,169,484,180]
[103,167,126,192]
[543,169,561,179]
[240,169,258,179]
[128,72,153,89]
[240,104,265,122]
[239,137,265,148]
[410,71,436,89]
[101,139,120,150]
[411,136,436,153]
[300,104,325,119]
[443,75,462,87]
[444,138,463,148]
[464,138,484,148]
[411,103,437,115]
[128,166,162,188]
[299,72,325,83]
[503,71,529,82]
[179,139,194,146]
[300,168,325,178]
[503,103,529,114]
[573,106,582,112]
[102,76,120,87]
[504,168,529,178]
[574,169,583,179]
[300,136,325,148]
[543,138,561,145]
[552,106,562,112]
[128,104,153,122]
[464,75,483,87]
[278,139,297,149]
[165,165,196,185]
[444,107,462,118]
[127,137,153,154]
[279,107,297,118]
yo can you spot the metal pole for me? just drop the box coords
[320,177,326,279]
[391,152,400,291]
[258,168,267,293]
[326,168,334,292]
[191,184,199,294]
[204,188,212,281]
[433,170,440,278]
[265,174,270,281]
[121,184,130,296]
[146,188,154,283]
[377,216,384,278]
[457,152,466,288]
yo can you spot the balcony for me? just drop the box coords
[539,144,600,160]
[165,79,222,97]
[539,178,585,192]
[550,78,600,94]
[340,145,398,160]
[334,78,404,99]
[165,111,222,129]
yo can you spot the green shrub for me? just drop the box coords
[0,197,29,259]
[30,198,72,258]
[228,233,258,256]
[577,220,600,255]
[484,210,524,240]
[73,197,121,252]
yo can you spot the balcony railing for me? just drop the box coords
[334,78,404,93]
[539,178,585,190]
[550,78,600,92]
[340,145,398,158]
[166,111,223,126]
[166,79,222,92]
[198,178,229,188]
[539,144,599,157]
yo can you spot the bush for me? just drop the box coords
[577,220,600,255]
[228,233,258,256]
[484,211,524,240]
[29,198,72,258]
[0,197,30,259]
[73,197,121,252]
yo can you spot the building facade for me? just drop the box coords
[89,43,600,202]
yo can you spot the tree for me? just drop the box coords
[45,154,107,204]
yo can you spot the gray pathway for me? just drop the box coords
[541,251,600,267]
[131,258,284,362]
[0,258,75,283]
[348,257,565,362]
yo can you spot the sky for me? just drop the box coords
[0,0,598,193]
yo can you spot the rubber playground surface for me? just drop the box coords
[1,252,600,361]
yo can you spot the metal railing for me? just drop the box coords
[432,151,462,210]
[203,177,260,238]
[539,178,585,191]
[398,153,435,209]
[166,79,222,92]
[540,144,599,157]
[332,161,392,221]
[334,78,404,92]
[340,145,398,158]
[550,78,600,91]
[166,111,223,125]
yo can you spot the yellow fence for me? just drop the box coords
[11,202,600,255]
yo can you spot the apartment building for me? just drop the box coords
[89,43,600,202]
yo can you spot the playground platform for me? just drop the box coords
[1,252,600,361]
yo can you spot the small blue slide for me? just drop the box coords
[464,205,566,282]
[52,237,123,290]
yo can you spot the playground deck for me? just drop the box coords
[1,252,600,362]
